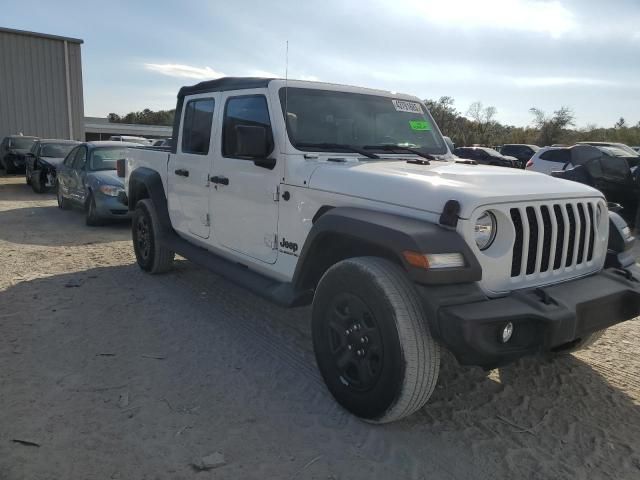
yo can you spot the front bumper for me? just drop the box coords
[94,192,132,219]
[428,265,640,368]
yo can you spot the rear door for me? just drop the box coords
[209,92,280,264]
[168,94,218,239]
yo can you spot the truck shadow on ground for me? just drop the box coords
[0,204,130,246]
[1,262,638,479]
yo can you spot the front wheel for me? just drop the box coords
[132,199,174,273]
[56,181,71,210]
[312,257,440,423]
[4,158,15,174]
[31,170,46,193]
[85,193,103,226]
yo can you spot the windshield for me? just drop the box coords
[279,88,447,156]
[41,143,76,158]
[10,137,36,149]
[89,147,129,171]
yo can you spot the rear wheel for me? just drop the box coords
[132,199,174,273]
[312,257,440,423]
[56,181,71,210]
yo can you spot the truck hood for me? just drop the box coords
[307,160,603,218]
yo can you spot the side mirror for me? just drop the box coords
[234,125,274,168]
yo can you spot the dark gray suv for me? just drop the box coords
[500,144,539,169]
[0,135,39,173]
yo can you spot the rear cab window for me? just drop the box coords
[181,98,216,155]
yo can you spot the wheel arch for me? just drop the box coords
[292,207,482,293]
[128,167,172,233]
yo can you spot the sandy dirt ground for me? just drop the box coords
[0,174,639,480]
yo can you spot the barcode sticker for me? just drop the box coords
[392,99,424,114]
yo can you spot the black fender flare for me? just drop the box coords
[128,167,173,234]
[291,207,482,291]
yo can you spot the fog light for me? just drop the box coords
[501,322,514,343]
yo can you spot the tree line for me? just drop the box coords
[107,109,175,126]
[424,96,640,147]
[107,101,640,148]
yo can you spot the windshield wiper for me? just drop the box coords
[363,144,437,161]
[295,142,380,159]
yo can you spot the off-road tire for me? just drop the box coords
[85,193,103,226]
[56,181,71,210]
[133,199,174,274]
[31,170,46,193]
[312,256,440,423]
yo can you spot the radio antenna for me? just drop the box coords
[283,40,289,160]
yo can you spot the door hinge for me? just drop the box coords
[273,185,280,202]
[265,233,278,250]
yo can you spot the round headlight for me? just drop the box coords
[474,211,497,251]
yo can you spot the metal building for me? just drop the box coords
[0,27,84,141]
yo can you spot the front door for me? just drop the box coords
[167,94,217,239]
[210,92,280,264]
[69,146,88,204]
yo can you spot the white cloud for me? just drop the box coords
[247,69,281,78]
[397,0,577,37]
[144,63,225,80]
[508,76,621,88]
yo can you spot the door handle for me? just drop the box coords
[174,168,189,177]
[210,175,229,185]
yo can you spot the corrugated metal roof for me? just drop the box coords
[0,26,83,44]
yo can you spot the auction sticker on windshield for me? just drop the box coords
[392,99,424,114]
[409,120,431,131]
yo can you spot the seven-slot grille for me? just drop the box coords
[510,201,598,278]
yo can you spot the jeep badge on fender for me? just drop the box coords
[122,76,640,423]
[279,237,298,255]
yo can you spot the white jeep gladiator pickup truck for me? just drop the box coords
[119,77,640,423]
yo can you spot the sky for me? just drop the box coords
[3,0,640,128]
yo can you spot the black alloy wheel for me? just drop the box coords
[326,293,384,391]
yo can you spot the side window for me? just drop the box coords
[72,147,87,170]
[63,147,77,166]
[223,95,273,158]
[540,150,569,163]
[181,98,215,155]
[601,156,630,182]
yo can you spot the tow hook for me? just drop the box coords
[534,288,557,305]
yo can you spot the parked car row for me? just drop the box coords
[1,134,139,226]
[452,146,520,168]
[526,143,640,227]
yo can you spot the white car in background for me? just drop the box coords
[527,144,640,175]
[109,135,151,145]
[525,146,570,174]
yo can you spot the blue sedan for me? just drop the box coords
[56,141,138,225]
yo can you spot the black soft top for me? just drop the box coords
[177,77,274,99]
[172,77,275,152]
